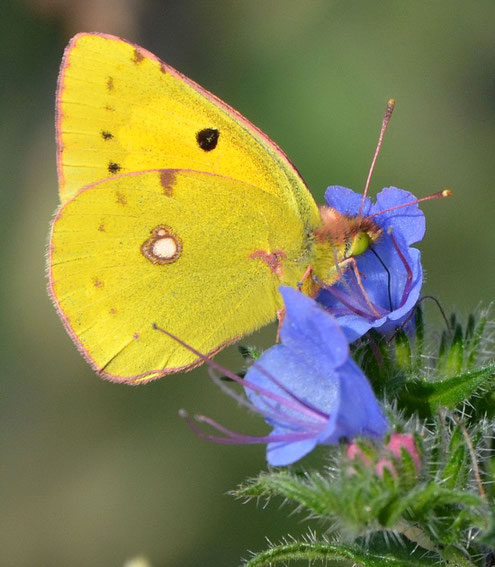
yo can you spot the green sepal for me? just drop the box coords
[238,344,262,362]
[441,427,468,489]
[443,323,464,376]
[397,445,420,491]
[414,305,424,369]
[395,329,412,370]
[466,312,487,366]
[479,507,495,550]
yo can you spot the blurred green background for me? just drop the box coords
[1,1,494,566]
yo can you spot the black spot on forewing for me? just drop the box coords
[107,76,114,91]
[196,128,219,151]
[101,131,113,140]
[108,162,121,174]
[133,49,145,64]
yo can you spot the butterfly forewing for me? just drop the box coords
[57,33,320,230]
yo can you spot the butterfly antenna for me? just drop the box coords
[359,99,396,215]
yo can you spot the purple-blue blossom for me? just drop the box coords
[180,287,388,467]
[317,186,426,342]
[244,287,388,465]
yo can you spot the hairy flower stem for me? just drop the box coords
[451,413,487,503]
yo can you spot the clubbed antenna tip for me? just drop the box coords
[360,98,397,214]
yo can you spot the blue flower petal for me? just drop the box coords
[279,287,349,368]
[324,186,372,216]
[371,187,425,246]
[243,288,388,465]
[329,359,389,440]
[245,344,340,427]
[266,436,318,467]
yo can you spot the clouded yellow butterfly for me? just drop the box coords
[48,33,380,383]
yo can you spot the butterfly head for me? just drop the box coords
[315,205,382,261]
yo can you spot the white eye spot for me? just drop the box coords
[152,237,177,260]
[141,225,182,265]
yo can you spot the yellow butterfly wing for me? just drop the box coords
[56,32,320,229]
[49,170,312,383]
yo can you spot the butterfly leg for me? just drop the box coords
[297,264,313,292]
[339,257,381,317]
[276,306,286,343]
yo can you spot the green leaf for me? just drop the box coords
[398,364,495,417]
[411,486,482,512]
[235,471,333,517]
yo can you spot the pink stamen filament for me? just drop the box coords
[179,410,320,445]
[331,247,382,318]
[388,230,413,304]
[319,278,378,320]
[208,368,326,430]
[153,324,328,422]
[343,270,377,313]
[249,360,329,421]
[347,259,382,317]
[332,248,354,296]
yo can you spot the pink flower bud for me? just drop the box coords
[376,458,397,478]
[386,433,421,472]
[346,442,371,465]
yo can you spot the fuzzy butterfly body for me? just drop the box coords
[49,33,379,383]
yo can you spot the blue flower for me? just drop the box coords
[317,186,425,342]
[244,287,388,465]
[180,287,388,467]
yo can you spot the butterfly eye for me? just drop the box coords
[346,232,371,258]
[196,128,219,151]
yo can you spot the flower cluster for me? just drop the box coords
[181,185,429,466]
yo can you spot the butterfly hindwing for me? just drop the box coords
[49,170,309,383]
